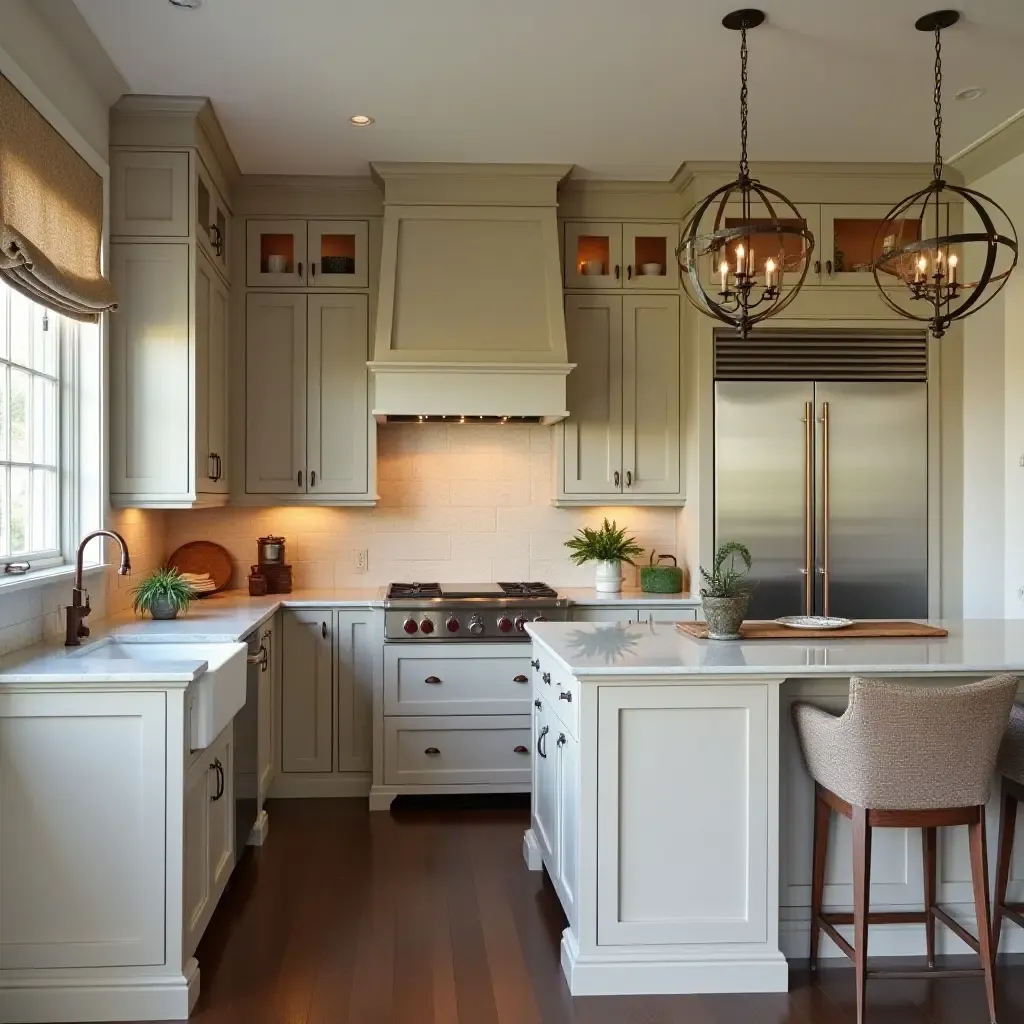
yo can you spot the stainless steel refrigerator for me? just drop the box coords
[714,332,929,620]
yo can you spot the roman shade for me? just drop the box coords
[0,73,116,322]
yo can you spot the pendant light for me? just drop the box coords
[872,10,1018,339]
[677,9,815,338]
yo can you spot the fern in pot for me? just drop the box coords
[565,518,644,594]
[131,568,196,621]
[699,542,754,640]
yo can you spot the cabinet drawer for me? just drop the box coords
[384,646,531,715]
[571,607,642,623]
[383,715,532,786]
[641,606,698,624]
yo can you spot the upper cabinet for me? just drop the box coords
[564,222,679,290]
[110,151,190,237]
[246,220,369,289]
[195,157,231,277]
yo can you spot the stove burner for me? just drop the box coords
[497,581,558,599]
[387,582,442,599]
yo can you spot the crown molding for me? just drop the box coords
[239,174,378,192]
[111,94,209,116]
[950,108,1024,183]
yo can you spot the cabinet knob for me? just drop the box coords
[514,744,529,754]
[513,674,528,683]
[557,733,567,747]
[542,672,551,684]
[425,675,442,685]
[424,746,441,756]
[534,698,543,709]
[530,658,540,670]
[559,690,573,702]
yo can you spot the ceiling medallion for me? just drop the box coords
[872,10,1018,339]
[677,10,815,339]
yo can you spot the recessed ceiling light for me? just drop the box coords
[168,0,204,7]
[349,115,374,126]
[955,86,986,102]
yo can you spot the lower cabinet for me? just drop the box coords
[555,726,579,924]
[183,723,234,959]
[532,697,557,864]
[257,618,278,802]
[281,609,334,773]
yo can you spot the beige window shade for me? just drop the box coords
[0,73,116,322]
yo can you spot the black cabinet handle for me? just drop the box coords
[534,698,543,709]
[311,262,317,279]
[530,659,540,670]
[514,744,528,754]
[542,672,551,685]
[310,470,317,487]
[557,733,566,748]
[627,264,633,280]
[297,470,303,488]
[425,746,440,756]
[209,223,223,256]
[210,758,225,800]
[513,674,528,683]
[614,264,620,280]
[559,691,573,702]
[626,470,632,487]
[425,675,442,685]
[321,621,328,639]
[814,260,822,275]
[614,470,620,487]
[537,725,549,758]
[297,261,303,279]
[826,259,833,277]
[215,454,223,481]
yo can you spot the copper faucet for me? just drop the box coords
[65,530,132,646]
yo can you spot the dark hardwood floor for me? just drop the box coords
[168,798,1024,1024]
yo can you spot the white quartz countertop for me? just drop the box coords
[526,619,1024,679]
[559,588,700,606]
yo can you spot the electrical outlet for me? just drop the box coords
[353,549,368,574]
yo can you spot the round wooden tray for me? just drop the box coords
[167,541,233,595]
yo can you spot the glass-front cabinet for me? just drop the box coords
[564,222,679,290]
[246,220,369,288]
[195,158,230,277]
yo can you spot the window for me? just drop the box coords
[0,280,64,571]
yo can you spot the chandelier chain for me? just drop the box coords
[932,24,943,181]
[739,25,749,180]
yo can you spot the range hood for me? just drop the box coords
[369,163,574,424]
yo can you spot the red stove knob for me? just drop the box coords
[514,615,528,633]
[533,614,549,623]
[446,616,460,633]
[403,618,418,634]
[419,618,435,634]
[497,615,513,633]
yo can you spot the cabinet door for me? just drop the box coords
[564,222,624,289]
[308,220,369,289]
[257,621,276,802]
[622,294,680,495]
[247,219,308,287]
[110,150,189,237]
[195,157,230,276]
[532,698,557,869]
[555,729,579,925]
[281,610,334,773]
[335,610,374,773]
[207,726,234,900]
[820,203,945,287]
[195,251,230,495]
[307,294,369,495]
[562,294,623,495]
[622,223,679,290]
[571,608,641,624]
[245,293,307,494]
[109,243,192,499]
[183,752,212,958]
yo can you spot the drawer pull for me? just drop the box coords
[530,658,540,670]
[424,746,441,756]
[534,698,543,709]
[513,674,528,683]
[425,675,442,685]
[559,690,573,702]
[514,744,528,754]
[542,672,551,684]
[537,725,549,758]
[557,733,566,747]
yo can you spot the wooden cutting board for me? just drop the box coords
[167,541,233,595]
[677,620,948,640]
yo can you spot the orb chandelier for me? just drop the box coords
[677,9,815,339]
[872,10,1018,339]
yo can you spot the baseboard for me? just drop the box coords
[523,828,543,870]
[368,782,531,811]
[248,808,270,845]
[560,930,789,996]
[0,960,199,1022]
[268,773,370,798]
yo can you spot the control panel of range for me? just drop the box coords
[385,608,568,641]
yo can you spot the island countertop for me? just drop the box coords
[525,618,1024,679]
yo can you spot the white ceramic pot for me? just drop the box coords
[594,559,623,594]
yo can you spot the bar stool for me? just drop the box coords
[793,673,1019,1024]
[993,703,1024,953]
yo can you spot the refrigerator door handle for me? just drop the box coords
[820,400,831,615]
[803,401,814,615]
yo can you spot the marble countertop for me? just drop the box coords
[526,619,1024,679]
[559,588,700,606]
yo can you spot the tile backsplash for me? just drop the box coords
[166,424,686,591]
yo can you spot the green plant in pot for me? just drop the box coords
[131,568,196,621]
[565,518,645,595]
[699,541,754,640]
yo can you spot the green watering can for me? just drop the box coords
[639,553,684,594]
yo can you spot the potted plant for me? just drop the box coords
[699,541,754,640]
[565,518,645,594]
[131,567,197,621]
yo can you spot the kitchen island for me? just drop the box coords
[523,618,1024,997]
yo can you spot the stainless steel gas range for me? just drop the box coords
[383,582,569,642]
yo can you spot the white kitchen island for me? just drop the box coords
[523,618,1024,997]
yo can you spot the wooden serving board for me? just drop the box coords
[677,620,949,640]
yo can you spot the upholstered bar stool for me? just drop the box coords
[993,703,1024,953]
[793,674,1019,1024]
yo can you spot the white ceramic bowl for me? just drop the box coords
[640,262,664,275]
[581,261,605,276]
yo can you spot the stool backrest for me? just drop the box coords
[840,674,1019,809]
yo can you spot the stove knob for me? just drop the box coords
[533,614,549,623]
[468,615,485,636]
[419,618,435,635]
[497,615,513,633]
[514,615,528,633]
[403,618,418,635]
[446,615,460,633]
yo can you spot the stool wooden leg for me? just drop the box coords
[853,805,872,1024]
[922,826,937,968]
[810,783,831,971]
[968,808,998,1024]
[992,783,1018,958]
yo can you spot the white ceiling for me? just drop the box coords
[73,0,1024,179]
